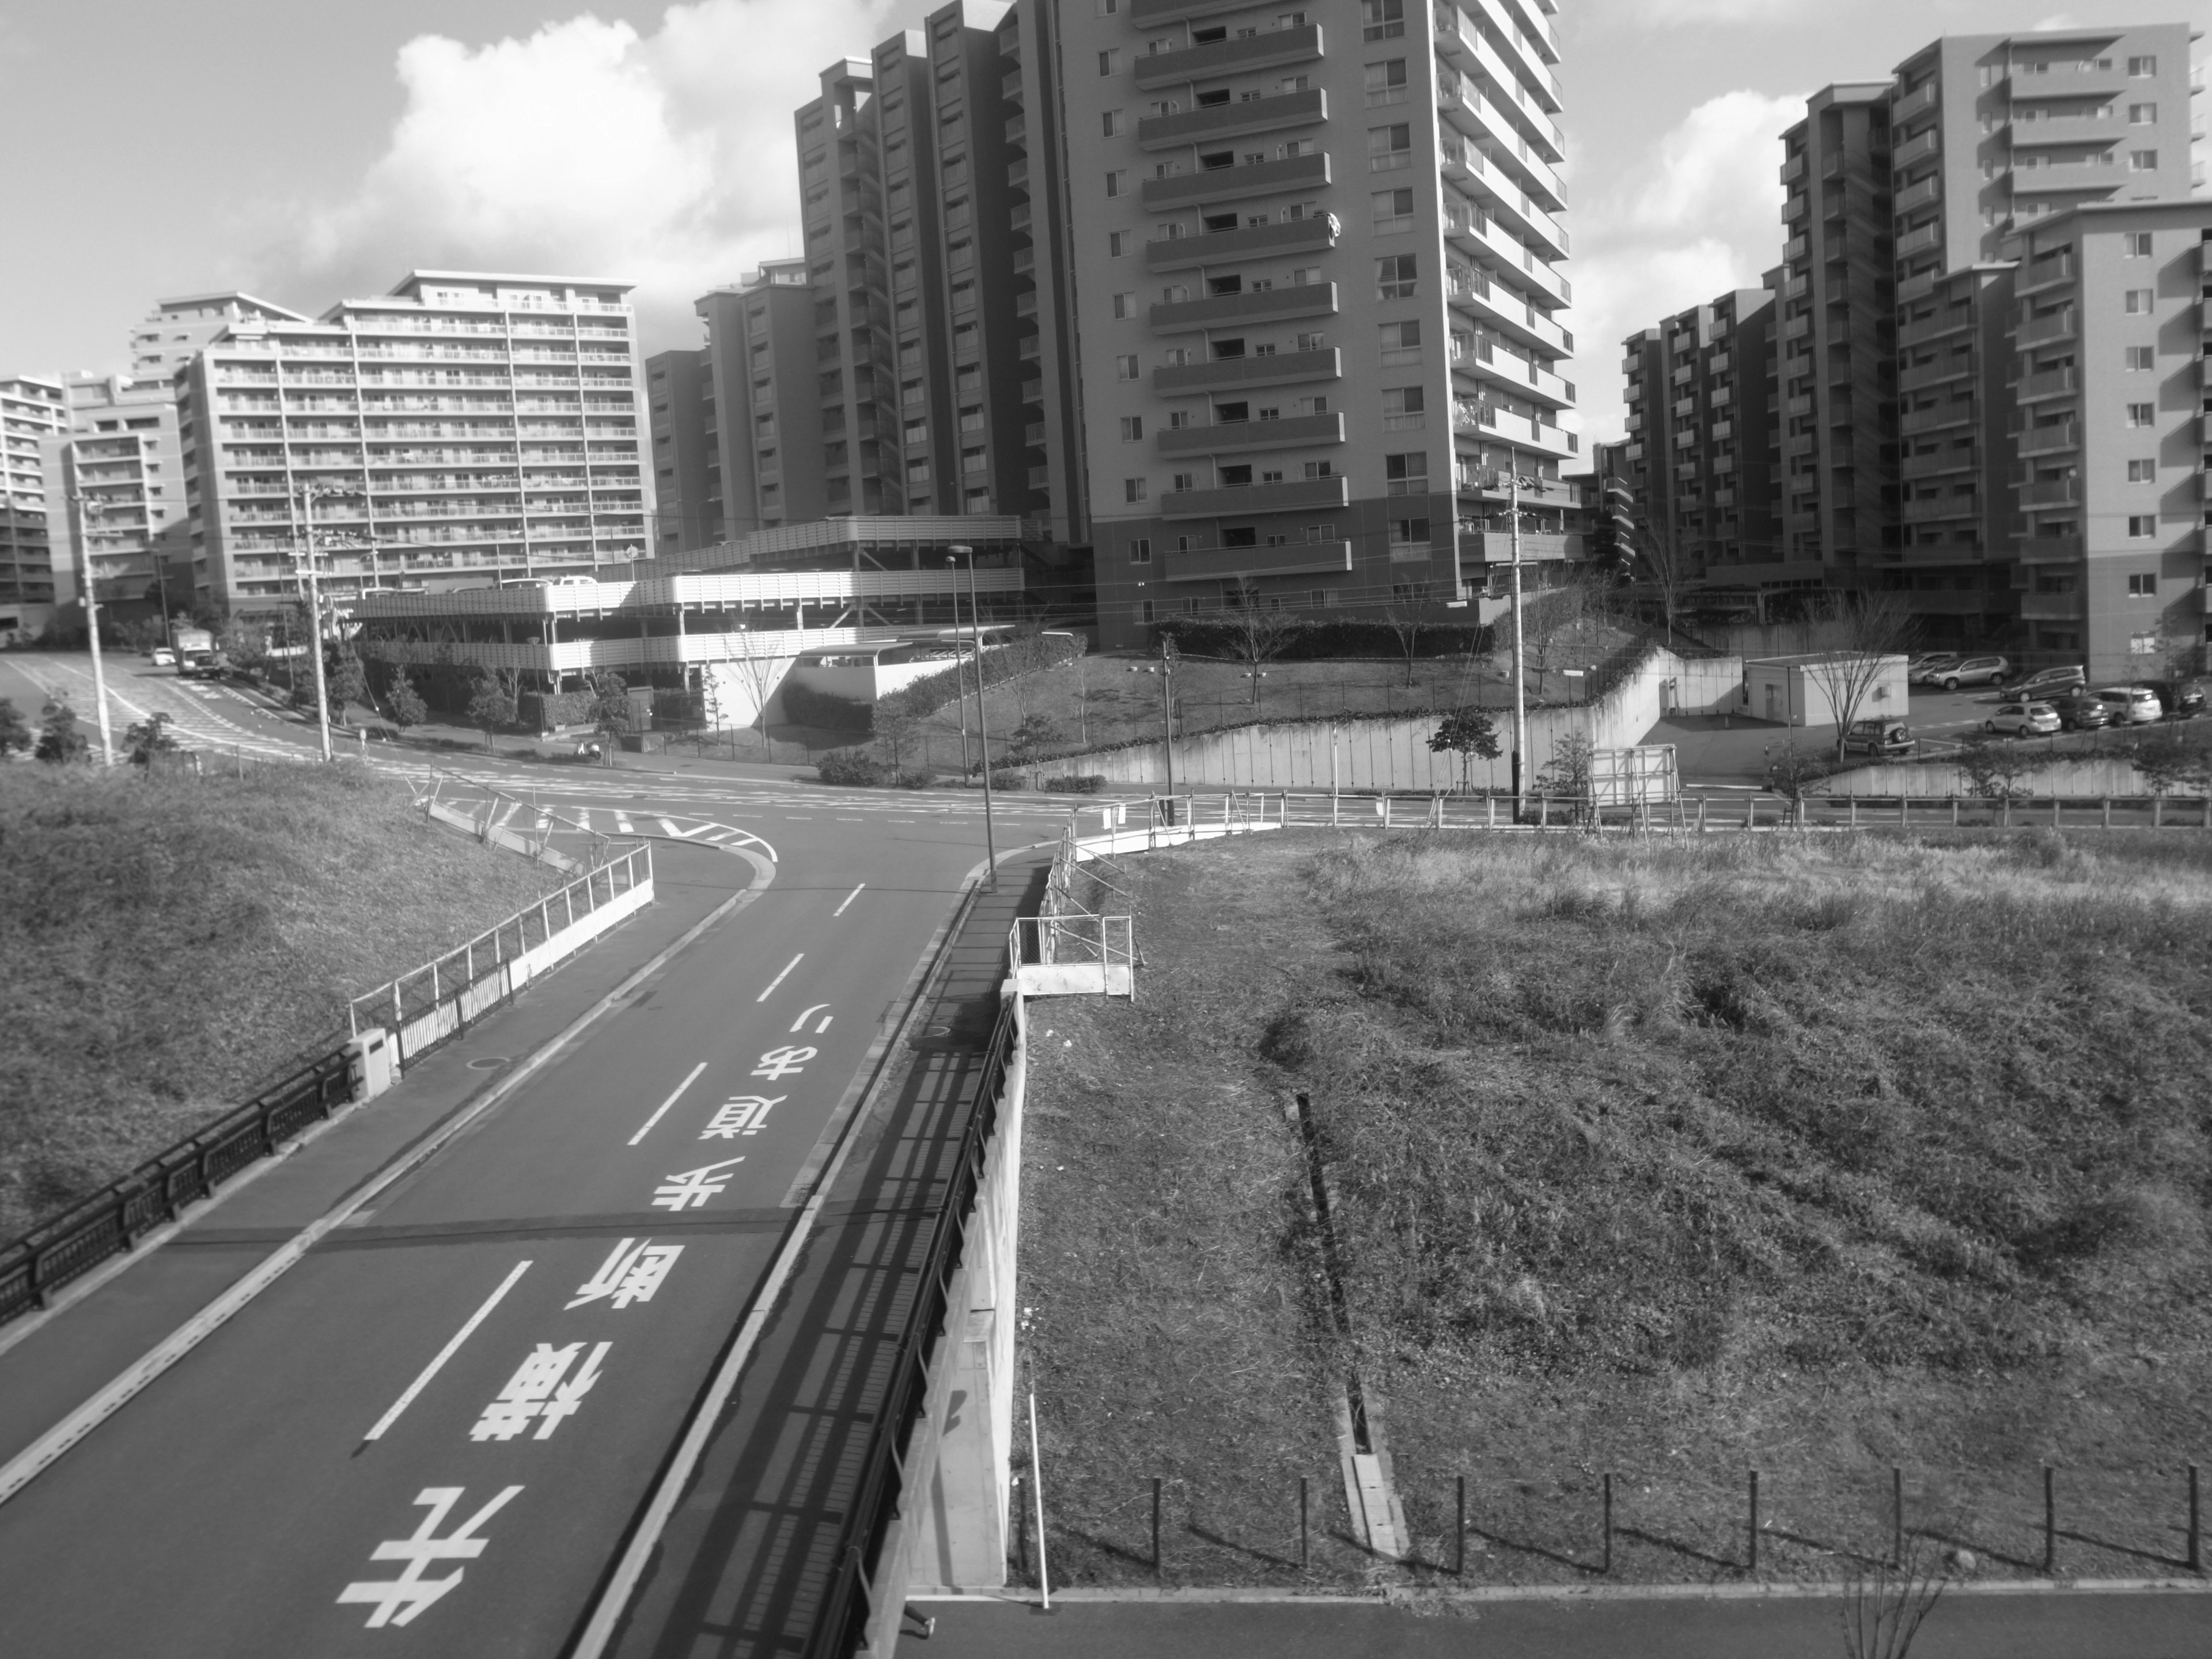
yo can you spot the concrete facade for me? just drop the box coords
[173,270,652,618]
[1065,0,1581,649]
[2010,203,2211,683]
[697,262,828,538]
[0,375,66,637]
[645,347,715,554]
[43,374,192,627]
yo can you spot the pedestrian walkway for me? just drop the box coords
[603,855,1049,1659]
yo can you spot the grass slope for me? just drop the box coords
[1021,829,2212,1586]
[0,763,559,1238]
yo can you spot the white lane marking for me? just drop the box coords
[816,1014,834,1034]
[627,1060,710,1146]
[362,1261,532,1443]
[791,1003,831,1033]
[832,882,865,916]
[615,812,634,833]
[755,953,804,1003]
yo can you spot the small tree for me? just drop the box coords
[1383,600,1435,689]
[1522,572,1615,700]
[124,711,181,767]
[2131,728,2212,796]
[585,671,631,763]
[325,652,369,725]
[1955,731,2044,800]
[1539,729,1596,817]
[1225,578,1297,706]
[0,697,31,758]
[872,699,921,771]
[1634,517,1695,646]
[1006,711,1064,764]
[1788,590,1916,762]
[1763,738,1831,803]
[1427,706,1501,793]
[35,703,89,765]
[386,672,428,730]
[467,672,517,753]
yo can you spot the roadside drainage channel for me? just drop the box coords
[1289,1088,1408,1566]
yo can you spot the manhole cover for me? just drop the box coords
[467,1056,511,1071]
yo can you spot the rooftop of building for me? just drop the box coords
[386,270,637,296]
[149,291,310,324]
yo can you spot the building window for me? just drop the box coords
[1368,123,1413,171]
[2127,150,2158,171]
[1120,415,1143,441]
[2124,232,2153,257]
[1384,451,1426,494]
[1389,517,1429,547]
[1301,461,1335,479]
[1109,230,1128,256]
[1141,599,1156,624]
[2125,346,2156,371]
[2128,102,2158,123]
[1381,387,1425,429]
[2126,402,2154,427]
[1105,169,1128,198]
[1099,48,1122,74]
[2125,516,2157,539]
[2127,459,2156,482]
[2124,288,2154,314]
[1361,0,1403,40]
[1103,109,1124,137]
[2127,571,2158,594]
[1365,58,1407,105]
[1116,354,1141,381]
[2127,55,2156,75]
[1125,477,1148,502]
[1129,537,1152,564]
[1380,321,1423,366]
[1376,255,1417,300]
[1112,292,1138,319]
[1372,187,1414,233]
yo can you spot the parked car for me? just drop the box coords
[1986,701,2062,738]
[1841,718,1915,757]
[2138,677,2207,720]
[2051,693,2112,732]
[2006,664,2086,702]
[148,646,176,667]
[1908,653,1962,685]
[1936,655,2010,691]
[2092,685,2164,726]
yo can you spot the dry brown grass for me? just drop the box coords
[0,762,561,1237]
[1021,827,2212,1586]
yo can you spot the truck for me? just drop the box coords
[169,623,217,677]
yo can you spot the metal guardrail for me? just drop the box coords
[0,1047,356,1330]
[807,995,1021,1659]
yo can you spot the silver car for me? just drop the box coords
[1934,654,2009,691]
[2093,685,2164,726]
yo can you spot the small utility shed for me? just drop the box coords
[1742,652,1910,727]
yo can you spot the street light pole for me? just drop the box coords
[66,471,117,766]
[1509,470,1529,816]
[296,483,342,763]
[949,544,997,892]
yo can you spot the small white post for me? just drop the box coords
[1029,1389,1051,1611]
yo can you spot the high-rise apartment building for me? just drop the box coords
[132,293,307,379]
[1065,0,1580,647]
[2009,203,2210,680]
[697,261,830,536]
[1,376,65,636]
[646,347,716,554]
[173,271,650,616]
[1779,83,1896,581]
[1620,281,1785,601]
[43,373,192,625]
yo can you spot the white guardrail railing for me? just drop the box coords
[347,843,654,1066]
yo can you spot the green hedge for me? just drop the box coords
[1148,615,1494,661]
[779,681,873,732]
[359,654,487,718]
[517,689,599,730]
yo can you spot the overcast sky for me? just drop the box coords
[0,0,2192,442]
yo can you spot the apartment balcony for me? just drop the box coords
[1464,531,1585,564]
[2016,365,2080,403]
[1150,282,1336,334]
[1899,356,1972,393]
[1781,153,1805,185]
[1892,80,1938,124]
[1132,0,1290,26]
[2010,112,2127,146]
[2014,422,2080,458]
[1132,22,1322,90]
[2002,63,2136,99]
[1463,0,1562,106]
[1141,151,1331,211]
[1136,86,1325,151]
[1440,195,1569,295]
[1785,234,1809,263]
[1893,177,1941,215]
[1782,193,1808,225]
[2015,252,2077,298]
[1449,338,1573,409]
[1160,540,1353,584]
[1429,2,1564,151]
[1158,475,1348,520]
[1443,268,1568,358]
[1896,222,1942,257]
[2016,308,2080,350]
[1146,215,1336,272]
[1434,71,1567,214]
[1901,446,1975,481]
[1157,412,1344,456]
[2016,478,2078,509]
[2012,160,2123,195]
[1892,129,1939,168]
[1452,401,1578,459]
[1154,347,1340,395]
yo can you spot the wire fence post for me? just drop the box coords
[1152,1477,1162,1585]
[1456,1474,1465,1577]
[2189,1464,2201,1573]
[1602,1472,1612,1574]
[1747,1469,1759,1571]
[2043,1465,2055,1574]
[1300,1476,1309,1573]
[1893,1466,1904,1569]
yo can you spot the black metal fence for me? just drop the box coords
[0,1044,356,1330]
[807,995,1021,1659]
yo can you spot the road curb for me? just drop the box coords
[0,851,774,1512]
[908,1574,2212,1606]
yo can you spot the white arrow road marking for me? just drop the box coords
[755,953,804,1002]
[790,1003,831,1033]
[627,1060,710,1146]
[832,883,865,916]
[361,1261,533,1444]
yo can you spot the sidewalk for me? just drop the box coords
[914,1584,2212,1658]
[0,842,757,1476]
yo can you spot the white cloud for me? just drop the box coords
[262,0,900,350]
[1565,89,1805,442]
[1580,0,1813,25]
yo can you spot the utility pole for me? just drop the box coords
[295,482,355,763]
[1160,634,1178,806]
[1508,469,1530,817]
[66,471,117,765]
[950,544,997,892]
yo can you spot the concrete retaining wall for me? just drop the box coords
[1828,755,2210,798]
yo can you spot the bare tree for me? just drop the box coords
[1839,1540,1949,1659]
[720,637,787,751]
[1382,599,1435,689]
[1225,578,1298,706]
[1634,516,1695,646]
[1787,590,1917,762]
[1522,571,1616,700]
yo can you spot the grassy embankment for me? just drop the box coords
[0,763,560,1238]
[1021,829,2212,1587]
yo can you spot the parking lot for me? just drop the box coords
[1647,683,2174,786]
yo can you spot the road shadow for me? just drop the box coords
[1917,1524,2039,1574]
[1768,1525,1888,1570]
[1186,1521,1300,1574]
[1053,1525,1154,1573]
[1615,1524,1738,1573]
[2055,1528,2188,1573]
[1465,1525,1601,1577]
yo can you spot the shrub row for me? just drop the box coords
[779,680,873,732]
[1149,615,1495,661]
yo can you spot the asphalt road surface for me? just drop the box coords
[0,651,1060,1656]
